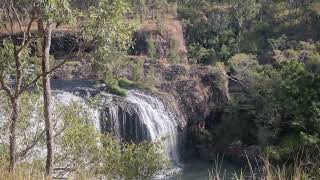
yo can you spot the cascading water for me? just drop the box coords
[0,79,183,171]
[51,80,182,166]
[101,90,181,166]
[127,91,180,165]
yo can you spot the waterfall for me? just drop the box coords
[127,90,180,165]
[51,80,182,166]
[102,90,181,166]
[0,79,182,167]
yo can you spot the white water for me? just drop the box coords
[103,90,181,166]
[0,89,181,168]
[56,89,181,166]
[53,91,100,131]
[126,90,180,165]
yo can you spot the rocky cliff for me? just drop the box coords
[1,29,255,163]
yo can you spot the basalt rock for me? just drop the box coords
[145,60,229,124]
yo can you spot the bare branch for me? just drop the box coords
[16,6,37,56]
[26,7,36,39]
[224,73,248,89]
[17,130,45,159]
[5,4,14,34]
[10,1,23,34]
[19,43,81,95]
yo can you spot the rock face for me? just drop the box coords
[130,17,188,63]
[51,80,184,165]
[145,60,229,124]
[28,32,234,162]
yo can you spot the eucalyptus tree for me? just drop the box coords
[229,0,260,51]
[0,0,133,178]
[0,0,45,173]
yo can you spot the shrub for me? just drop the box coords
[108,83,128,97]
[131,58,145,82]
[156,16,165,35]
[118,78,143,89]
[140,67,157,91]
[59,103,168,179]
[0,101,168,179]
[168,39,181,64]
[147,37,159,60]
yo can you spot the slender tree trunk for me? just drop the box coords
[38,19,54,179]
[139,2,143,23]
[9,98,19,172]
[8,49,23,173]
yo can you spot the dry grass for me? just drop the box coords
[0,160,45,180]
[209,152,320,180]
[0,21,77,35]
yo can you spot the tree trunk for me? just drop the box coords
[9,49,23,173]
[9,98,19,172]
[38,20,54,179]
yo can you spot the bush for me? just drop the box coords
[168,39,181,64]
[147,37,159,59]
[59,103,168,179]
[118,78,143,89]
[188,43,216,64]
[0,102,168,179]
[108,83,128,97]
[131,58,145,82]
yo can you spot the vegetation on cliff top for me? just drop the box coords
[1,0,320,179]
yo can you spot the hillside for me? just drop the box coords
[0,0,320,179]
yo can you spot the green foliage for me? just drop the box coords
[57,103,168,179]
[265,133,302,161]
[0,143,9,161]
[103,70,128,97]
[38,0,75,24]
[210,149,320,180]
[0,40,15,71]
[213,48,320,160]
[178,0,320,64]
[178,1,240,63]
[0,160,45,180]
[130,0,172,21]
[82,0,134,52]
[81,0,136,89]
[0,99,168,179]
[0,38,44,115]
[275,60,320,145]
[118,78,142,89]
[59,103,100,166]
[212,62,228,91]
[100,139,168,179]
[156,15,165,35]
[0,91,45,169]
[268,35,288,50]
[131,58,145,81]
[91,48,132,96]
[108,83,128,97]
[147,37,159,59]
[168,39,181,64]
[0,40,38,78]
[140,66,157,91]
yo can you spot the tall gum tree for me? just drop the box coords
[0,0,133,178]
